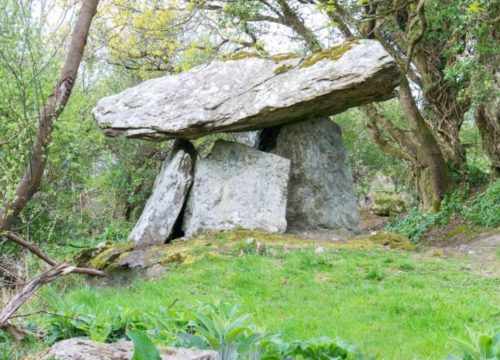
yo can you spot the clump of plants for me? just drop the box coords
[0,301,370,360]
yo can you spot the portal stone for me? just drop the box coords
[130,140,195,248]
[182,141,290,236]
[259,117,360,232]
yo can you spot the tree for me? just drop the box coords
[0,0,100,234]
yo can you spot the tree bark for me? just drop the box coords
[399,75,453,210]
[412,53,468,168]
[475,104,500,178]
[0,0,99,234]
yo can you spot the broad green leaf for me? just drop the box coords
[127,330,161,360]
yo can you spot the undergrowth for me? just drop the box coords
[386,179,499,243]
[0,301,370,360]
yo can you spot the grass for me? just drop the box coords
[15,242,497,360]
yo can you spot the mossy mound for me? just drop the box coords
[359,232,415,251]
[75,230,414,274]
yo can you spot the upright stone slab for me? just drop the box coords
[130,140,195,248]
[258,117,360,232]
[183,141,290,236]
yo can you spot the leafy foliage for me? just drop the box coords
[464,181,500,227]
[449,327,500,360]
[127,330,161,360]
[386,178,498,242]
[40,301,368,359]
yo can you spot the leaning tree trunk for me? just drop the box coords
[0,0,100,234]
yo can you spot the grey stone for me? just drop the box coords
[34,338,218,360]
[93,40,398,140]
[260,117,360,232]
[129,140,195,248]
[182,141,290,236]
[229,131,258,147]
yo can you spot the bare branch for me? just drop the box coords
[4,232,105,277]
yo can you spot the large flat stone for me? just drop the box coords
[129,140,195,248]
[182,141,290,236]
[34,338,218,360]
[93,40,398,140]
[258,117,360,232]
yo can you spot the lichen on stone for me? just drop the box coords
[300,40,360,68]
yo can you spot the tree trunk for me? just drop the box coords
[475,105,500,178]
[0,0,99,234]
[412,54,468,168]
[399,75,453,210]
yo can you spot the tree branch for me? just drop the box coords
[0,262,74,338]
[4,232,105,277]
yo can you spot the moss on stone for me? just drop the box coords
[76,229,415,274]
[86,243,134,270]
[221,51,300,63]
[268,53,301,61]
[299,40,359,68]
[274,64,293,75]
[221,51,262,61]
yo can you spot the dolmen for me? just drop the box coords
[93,39,399,248]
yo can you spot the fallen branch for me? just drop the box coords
[5,231,105,277]
[0,262,78,339]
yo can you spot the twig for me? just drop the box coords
[168,298,180,309]
[8,309,79,321]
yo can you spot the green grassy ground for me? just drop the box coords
[23,243,498,359]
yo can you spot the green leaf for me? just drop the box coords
[127,330,161,360]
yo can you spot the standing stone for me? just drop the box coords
[183,141,290,236]
[130,140,195,248]
[259,117,360,232]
